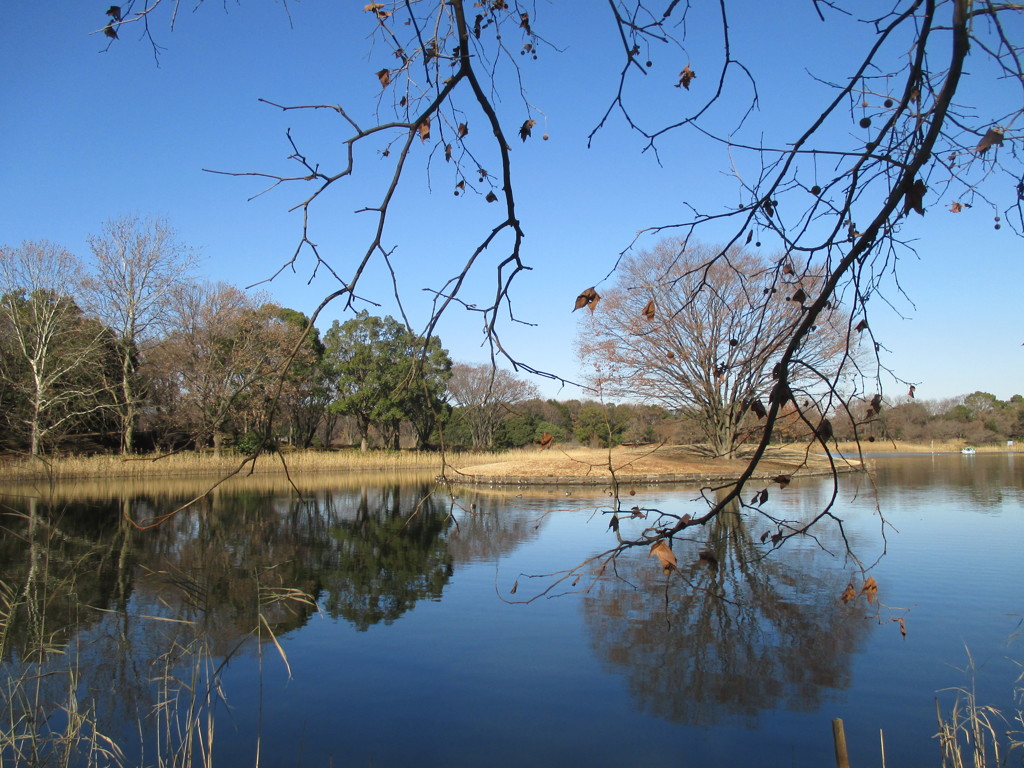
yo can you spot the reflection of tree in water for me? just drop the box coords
[317,484,454,631]
[0,481,456,761]
[583,501,873,726]
[874,454,1022,510]
[0,496,127,659]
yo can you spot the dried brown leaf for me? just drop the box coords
[870,393,882,413]
[904,178,927,216]
[861,576,878,605]
[856,318,869,332]
[376,68,391,87]
[841,582,856,603]
[510,579,518,595]
[458,122,469,138]
[650,540,677,571]
[417,118,431,142]
[519,119,536,142]
[642,299,656,321]
[975,127,1004,154]
[676,64,696,90]
[573,287,600,312]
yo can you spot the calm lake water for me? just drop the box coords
[1,454,1021,767]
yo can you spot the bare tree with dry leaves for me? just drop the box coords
[577,240,856,458]
[102,0,1023,543]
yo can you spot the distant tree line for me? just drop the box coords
[0,221,454,456]
[2,222,1019,456]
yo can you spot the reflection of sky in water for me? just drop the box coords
[0,454,1020,768]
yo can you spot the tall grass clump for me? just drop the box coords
[935,655,1024,768]
[0,577,125,767]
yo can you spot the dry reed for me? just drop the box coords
[0,447,547,482]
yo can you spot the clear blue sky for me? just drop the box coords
[3,2,1021,402]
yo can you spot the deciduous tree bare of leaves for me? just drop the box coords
[102,0,1023,552]
[84,215,198,454]
[446,362,540,450]
[577,241,857,458]
[0,242,117,456]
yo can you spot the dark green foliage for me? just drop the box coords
[323,311,451,450]
[574,403,629,448]
[493,412,538,448]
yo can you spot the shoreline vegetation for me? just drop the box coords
[1,439,1016,484]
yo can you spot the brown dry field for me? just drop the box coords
[448,443,853,485]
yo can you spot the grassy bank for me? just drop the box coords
[0,447,544,481]
[1,438,1014,482]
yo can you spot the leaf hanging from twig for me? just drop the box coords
[573,287,600,312]
[676,64,696,90]
[376,68,391,87]
[650,540,677,572]
[904,178,927,216]
[417,118,431,142]
[519,119,536,142]
[642,299,656,321]
[861,576,878,605]
[975,127,1004,154]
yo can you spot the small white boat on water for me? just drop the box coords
[961,447,977,455]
